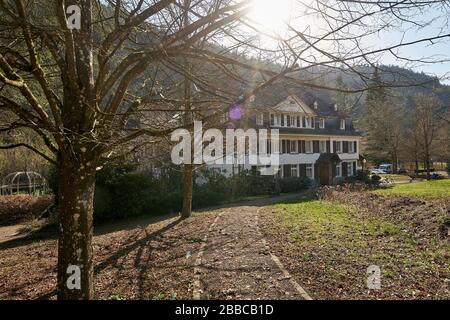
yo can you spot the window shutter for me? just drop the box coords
[301,140,306,153]
[354,141,357,153]
[333,141,337,153]
[326,141,331,153]
[297,116,301,127]
[286,140,291,152]
[298,141,302,153]
[283,165,291,178]
[299,164,306,177]
[281,115,285,126]
[313,141,319,153]
[353,162,357,173]
[287,115,291,127]
[343,141,349,153]
[312,117,315,128]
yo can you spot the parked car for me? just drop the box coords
[370,169,385,174]
[378,164,392,173]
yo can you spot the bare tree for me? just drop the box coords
[413,93,442,179]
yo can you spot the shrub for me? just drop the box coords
[371,174,381,186]
[279,176,311,193]
[246,174,280,196]
[352,170,370,184]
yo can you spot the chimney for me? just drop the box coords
[314,101,318,110]
[334,104,338,111]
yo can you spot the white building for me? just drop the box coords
[213,93,362,185]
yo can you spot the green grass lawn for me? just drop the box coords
[265,198,450,299]
[373,178,450,198]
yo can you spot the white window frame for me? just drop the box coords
[304,116,311,128]
[291,164,299,177]
[306,164,313,179]
[256,113,264,125]
[319,140,327,153]
[305,141,313,154]
[290,140,298,154]
[290,115,296,127]
[348,161,354,176]
[335,141,342,153]
[270,113,282,127]
[348,141,355,153]
[336,163,342,177]
[319,118,325,128]
[340,119,346,130]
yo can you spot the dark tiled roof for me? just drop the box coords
[249,82,348,118]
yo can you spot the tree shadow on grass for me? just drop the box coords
[0,213,180,251]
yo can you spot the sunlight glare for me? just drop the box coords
[249,0,293,35]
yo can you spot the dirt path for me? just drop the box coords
[192,194,312,300]
[0,193,313,300]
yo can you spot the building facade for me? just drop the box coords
[213,94,362,185]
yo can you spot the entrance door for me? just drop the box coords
[319,162,330,185]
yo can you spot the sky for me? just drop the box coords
[247,0,450,85]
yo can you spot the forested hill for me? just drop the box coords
[295,64,450,115]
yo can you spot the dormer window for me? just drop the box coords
[302,116,314,129]
[270,113,282,126]
[256,113,264,125]
[319,118,325,128]
[340,119,346,130]
[290,115,296,127]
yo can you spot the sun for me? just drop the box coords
[248,0,294,36]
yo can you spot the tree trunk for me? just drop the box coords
[391,153,398,174]
[425,152,431,180]
[181,163,193,219]
[57,151,97,300]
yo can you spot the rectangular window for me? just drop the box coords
[305,141,313,153]
[348,162,354,176]
[297,116,301,127]
[290,140,298,153]
[348,141,354,153]
[290,115,296,127]
[335,141,342,153]
[319,141,327,153]
[306,164,313,179]
[336,163,341,177]
[311,117,315,128]
[340,119,346,130]
[304,117,310,128]
[286,115,291,127]
[291,164,298,177]
[319,118,325,128]
[256,113,264,125]
[270,114,275,126]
